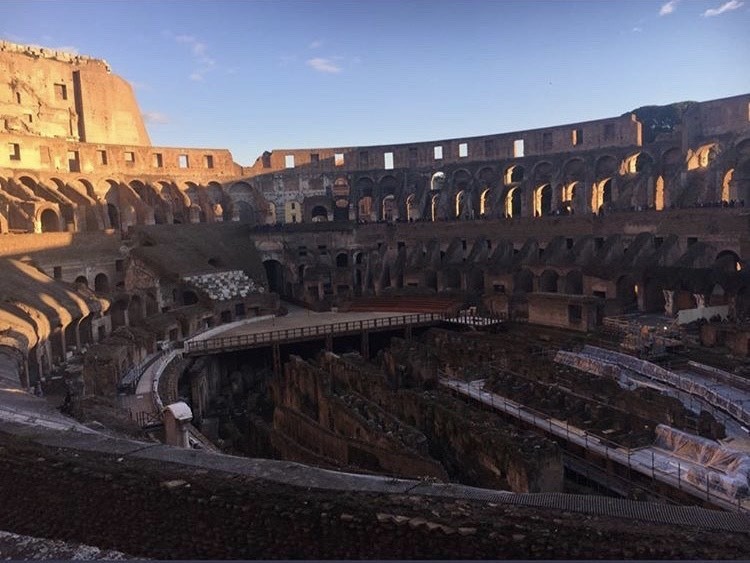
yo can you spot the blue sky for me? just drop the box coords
[4,0,749,165]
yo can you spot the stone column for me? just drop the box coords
[663,289,675,317]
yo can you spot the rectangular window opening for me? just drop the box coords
[604,123,615,141]
[458,142,468,158]
[54,83,68,100]
[115,259,124,272]
[8,143,20,161]
[568,304,583,323]
[124,151,135,164]
[152,153,163,168]
[284,154,295,169]
[572,128,584,146]
[408,147,418,162]
[67,150,80,172]
[178,154,189,168]
[542,132,553,151]
[204,154,214,169]
[97,150,108,165]
[434,145,443,160]
[25,113,33,123]
[484,139,495,156]
[53,266,62,280]
[359,151,369,167]
[384,151,394,170]
[15,92,21,104]
[513,139,525,158]
[334,153,345,167]
[687,236,698,246]
[310,153,320,164]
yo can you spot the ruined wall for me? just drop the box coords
[270,356,447,479]
[318,352,563,493]
[0,41,149,146]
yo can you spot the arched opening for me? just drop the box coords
[311,205,328,222]
[430,171,445,191]
[654,176,665,211]
[39,209,59,232]
[183,290,199,305]
[236,201,256,224]
[455,190,466,218]
[564,270,583,295]
[75,275,88,287]
[406,193,418,221]
[504,187,521,218]
[106,203,120,230]
[533,184,552,217]
[504,165,524,185]
[513,269,534,294]
[357,196,373,221]
[722,169,735,203]
[479,188,492,216]
[94,273,110,293]
[382,194,397,221]
[643,277,666,313]
[616,275,638,312]
[431,194,440,222]
[539,270,559,293]
[591,178,612,213]
[128,295,143,325]
[335,253,349,268]
[562,182,579,214]
[716,250,742,273]
[263,260,284,295]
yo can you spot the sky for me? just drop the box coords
[3,0,750,165]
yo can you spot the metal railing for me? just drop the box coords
[440,377,750,513]
[184,312,445,354]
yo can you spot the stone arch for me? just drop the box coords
[533,184,552,217]
[235,201,257,224]
[595,155,618,180]
[94,273,110,293]
[531,161,553,185]
[405,193,419,221]
[622,151,655,174]
[228,181,265,223]
[38,208,60,233]
[687,143,718,170]
[430,193,440,221]
[310,205,329,222]
[479,187,493,216]
[654,176,665,210]
[355,177,375,221]
[715,249,741,273]
[129,180,165,224]
[430,171,445,191]
[616,274,638,312]
[562,181,581,214]
[722,169,735,203]
[504,186,522,218]
[263,259,285,295]
[335,252,349,268]
[591,178,613,213]
[158,180,190,224]
[381,194,397,221]
[504,165,524,185]
[75,275,88,287]
[513,269,534,294]
[539,269,559,293]
[455,189,468,219]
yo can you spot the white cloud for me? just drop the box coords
[309,39,323,49]
[142,111,169,124]
[659,0,679,15]
[167,31,216,80]
[307,57,342,74]
[632,26,643,32]
[703,0,744,16]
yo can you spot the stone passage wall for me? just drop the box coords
[316,350,563,493]
[270,355,447,479]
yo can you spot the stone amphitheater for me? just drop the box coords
[2,39,750,558]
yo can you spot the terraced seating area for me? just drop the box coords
[183,270,264,301]
[344,296,463,314]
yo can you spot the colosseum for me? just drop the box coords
[2,40,750,558]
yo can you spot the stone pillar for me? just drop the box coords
[163,402,193,448]
[663,290,675,317]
